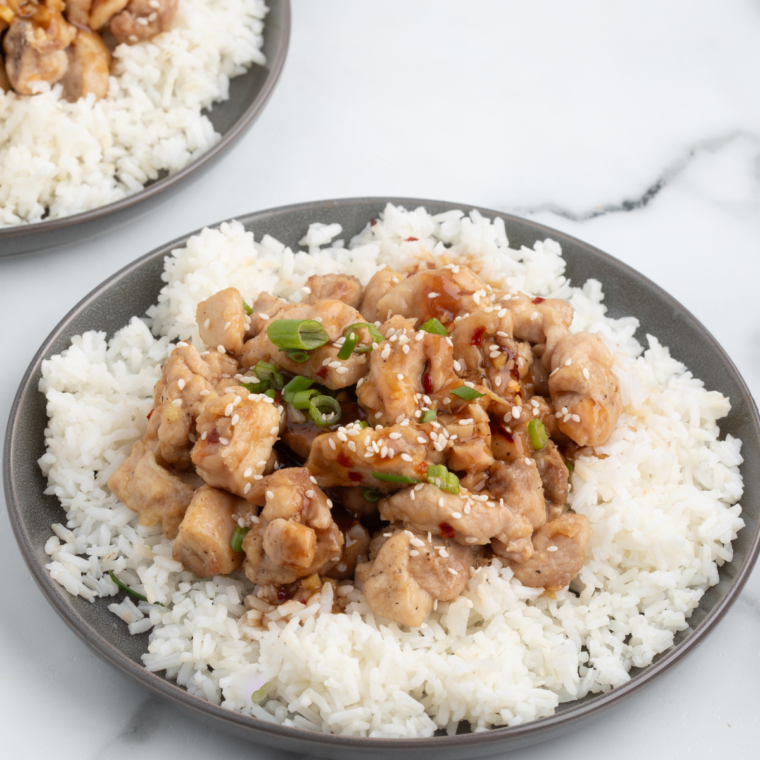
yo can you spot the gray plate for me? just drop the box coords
[0,0,290,259]
[5,198,760,759]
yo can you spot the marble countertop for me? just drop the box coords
[2,1,759,757]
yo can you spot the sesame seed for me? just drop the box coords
[452,512,462,519]
[445,338,453,347]
[306,490,315,498]
[171,398,182,407]
[414,483,424,491]
[410,537,425,547]
[266,491,274,499]
[525,457,532,465]
[244,483,251,494]
[397,373,404,380]
[410,550,419,557]
[219,437,230,445]
[217,345,226,354]
[220,449,229,458]
[512,406,522,419]
[583,367,590,379]
[201,431,208,440]
[244,468,253,477]
[400,453,413,462]
[380,446,388,458]
[415,332,424,342]
[438,497,444,507]
[257,460,267,467]
[453,360,462,372]
[571,414,581,423]
[224,321,231,331]
[384,533,392,537]
[402,345,410,355]
[231,414,239,425]
[375,412,382,419]
[337,431,348,442]
[448,568,458,576]
[428,292,440,298]
[565,359,572,366]
[259,313,269,320]
[416,436,427,444]
[389,432,402,440]
[381,346,391,359]
[328,438,337,451]
[302,285,311,294]
[254,474,263,480]
[497,308,507,318]
[177,378,185,390]
[348,441,356,451]
[495,376,502,388]
[465,536,478,543]
[547,546,559,552]
[200,389,210,396]
[561,407,568,415]
[530,312,539,321]
[410,490,416,500]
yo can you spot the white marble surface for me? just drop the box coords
[2,0,760,757]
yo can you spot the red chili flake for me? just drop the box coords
[423,372,433,395]
[301,599,307,605]
[276,587,289,603]
[532,297,546,304]
[274,390,282,405]
[348,471,363,483]
[370,219,377,226]
[316,365,329,380]
[405,236,419,242]
[146,409,154,419]
[470,326,487,347]
[439,522,455,538]
[207,429,220,444]
[337,452,353,468]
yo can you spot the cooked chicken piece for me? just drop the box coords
[532,440,569,520]
[440,405,494,473]
[245,292,296,339]
[4,13,76,96]
[325,521,371,580]
[510,513,590,593]
[89,0,128,30]
[171,485,251,577]
[332,486,380,518]
[379,483,529,547]
[241,300,369,390]
[549,332,622,447]
[356,315,457,425]
[374,267,489,328]
[191,390,281,500]
[360,527,474,627]
[241,468,343,585]
[108,440,193,539]
[305,421,444,489]
[60,29,110,102]
[529,355,551,396]
[110,0,177,45]
[487,458,547,530]
[147,345,238,469]
[501,292,573,371]
[65,0,94,25]
[358,267,405,324]
[489,396,563,464]
[197,287,248,357]
[305,274,363,310]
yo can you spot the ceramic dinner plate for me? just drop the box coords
[0,0,290,259]
[5,198,760,759]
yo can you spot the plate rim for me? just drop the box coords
[5,195,760,752]
[0,0,292,247]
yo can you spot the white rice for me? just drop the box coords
[0,0,267,226]
[38,203,745,737]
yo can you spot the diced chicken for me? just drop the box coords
[379,483,526,546]
[241,468,343,585]
[305,274,363,310]
[487,458,547,530]
[196,287,248,357]
[532,440,569,520]
[191,390,281,500]
[241,300,370,390]
[171,485,250,577]
[326,522,371,580]
[356,316,457,425]
[109,0,178,45]
[502,292,573,371]
[146,345,238,469]
[65,0,93,25]
[549,332,622,446]
[332,486,380,518]
[305,421,443,489]
[358,267,404,324]
[89,0,129,29]
[108,440,193,539]
[490,395,564,464]
[361,527,473,627]
[374,267,489,328]
[4,13,76,96]
[510,513,590,592]
[245,292,296,339]
[61,29,111,102]
[440,405,494,473]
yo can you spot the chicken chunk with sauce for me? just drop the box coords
[197,287,249,357]
[110,0,178,46]
[60,29,111,102]
[108,440,194,539]
[358,267,405,324]
[172,485,251,577]
[304,274,363,310]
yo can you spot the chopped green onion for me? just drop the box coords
[420,409,437,423]
[242,300,252,315]
[240,379,269,395]
[309,395,341,427]
[566,461,575,474]
[282,375,314,402]
[254,361,284,389]
[292,389,319,409]
[264,389,277,400]
[449,386,485,401]
[343,322,385,352]
[230,526,250,552]
[251,683,269,704]
[427,464,460,495]
[285,349,311,363]
[420,318,448,336]
[267,319,329,351]
[528,418,549,450]
[370,472,420,484]
[357,420,369,429]
[363,487,381,502]
[337,331,359,360]
[108,571,165,607]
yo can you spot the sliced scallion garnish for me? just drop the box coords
[420,409,437,423]
[230,526,250,552]
[527,418,548,450]
[267,319,329,351]
[254,361,284,390]
[420,318,448,336]
[292,389,320,410]
[242,300,252,315]
[566,461,575,474]
[343,322,384,353]
[282,375,314,403]
[427,464,460,495]
[264,388,277,400]
[251,683,269,704]
[449,386,485,401]
[363,487,381,501]
[240,379,269,394]
[370,472,420,484]
[357,420,368,429]
[285,349,311,363]
[309,395,341,427]
[108,571,165,607]
[337,331,359,360]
